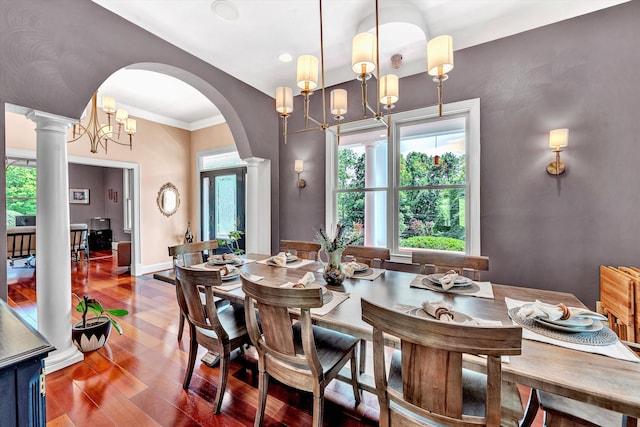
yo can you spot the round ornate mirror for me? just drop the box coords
[157,182,180,217]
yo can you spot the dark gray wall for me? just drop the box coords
[68,164,127,243]
[279,1,640,308]
[0,0,279,301]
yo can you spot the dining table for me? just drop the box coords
[193,253,640,419]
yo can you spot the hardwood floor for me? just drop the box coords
[7,252,544,427]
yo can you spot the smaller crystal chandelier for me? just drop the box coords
[69,93,137,154]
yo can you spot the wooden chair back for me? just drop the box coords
[361,299,522,427]
[175,265,227,339]
[412,251,489,280]
[343,245,391,268]
[618,267,640,342]
[379,259,422,274]
[279,240,321,260]
[241,275,325,377]
[168,240,219,267]
[600,265,635,342]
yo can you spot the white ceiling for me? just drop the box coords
[91,0,628,129]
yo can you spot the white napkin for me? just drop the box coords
[218,264,237,277]
[518,300,606,321]
[439,270,459,290]
[211,253,242,263]
[343,261,360,278]
[281,272,316,288]
[422,300,454,321]
[269,252,288,267]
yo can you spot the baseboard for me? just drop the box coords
[135,261,173,276]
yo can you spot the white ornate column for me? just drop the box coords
[27,110,84,373]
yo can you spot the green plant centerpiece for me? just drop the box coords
[315,223,362,285]
[72,293,129,352]
[218,229,245,255]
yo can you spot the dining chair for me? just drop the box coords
[520,342,640,427]
[617,266,640,342]
[342,245,390,268]
[168,240,221,340]
[241,275,361,427]
[361,298,524,427]
[279,240,321,260]
[412,250,489,280]
[175,265,250,413]
[379,259,422,274]
[599,265,635,342]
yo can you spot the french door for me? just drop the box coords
[201,167,246,252]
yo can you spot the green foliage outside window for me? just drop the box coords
[6,165,37,227]
[337,148,466,251]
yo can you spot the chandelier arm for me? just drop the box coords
[375,0,381,118]
[361,78,368,117]
[437,76,444,117]
[286,125,325,136]
[319,0,327,128]
[306,115,324,128]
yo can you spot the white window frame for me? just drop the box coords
[325,98,480,258]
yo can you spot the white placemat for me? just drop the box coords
[257,257,316,269]
[311,291,350,316]
[410,274,494,299]
[505,297,640,363]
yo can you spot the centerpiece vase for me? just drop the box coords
[320,247,345,285]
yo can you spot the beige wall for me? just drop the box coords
[189,124,236,239]
[6,111,237,269]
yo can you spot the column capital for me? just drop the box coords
[244,157,265,167]
[26,109,74,132]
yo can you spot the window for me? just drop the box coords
[326,99,480,257]
[6,162,37,227]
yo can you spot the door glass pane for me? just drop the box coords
[399,188,466,252]
[337,190,386,247]
[214,174,237,239]
[399,117,466,186]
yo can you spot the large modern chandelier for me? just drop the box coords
[275,0,454,144]
[69,93,137,154]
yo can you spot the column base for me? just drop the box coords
[44,345,84,374]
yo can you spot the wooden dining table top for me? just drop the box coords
[200,254,640,417]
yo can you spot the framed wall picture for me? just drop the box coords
[70,188,90,204]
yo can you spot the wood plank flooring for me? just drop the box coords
[7,251,544,427]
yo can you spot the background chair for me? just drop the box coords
[280,240,321,260]
[168,240,221,340]
[361,298,523,427]
[175,265,250,413]
[412,251,489,280]
[342,245,390,268]
[241,275,360,427]
[599,265,635,342]
[379,259,422,274]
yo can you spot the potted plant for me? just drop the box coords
[71,294,128,352]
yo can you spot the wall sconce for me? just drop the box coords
[547,128,569,175]
[294,160,306,188]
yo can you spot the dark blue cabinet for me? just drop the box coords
[0,299,54,427]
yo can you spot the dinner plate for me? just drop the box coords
[208,258,241,265]
[412,308,475,324]
[424,274,473,287]
[349,262,369,272]
[534,317,603,333]
[221,272,241,281]
[536,316,594,328]
[285,254,299,263]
